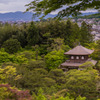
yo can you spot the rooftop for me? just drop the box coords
[64,45,94,55]
[61,59,97,67]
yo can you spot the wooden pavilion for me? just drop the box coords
[60,45,97,71]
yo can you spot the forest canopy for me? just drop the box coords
[0,20,100,100]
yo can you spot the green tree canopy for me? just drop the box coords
[2,38,21,54]
[27,21,40,46]
[45,50,65,70]
[26,0,100,18]
[80,21,94,46]
[64,69,99,99]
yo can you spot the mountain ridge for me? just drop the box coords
[0,11,98,22]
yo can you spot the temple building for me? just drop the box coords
[60,45,97,71]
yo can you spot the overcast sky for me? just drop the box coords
[0,0,98,14]
[0,0,32,13]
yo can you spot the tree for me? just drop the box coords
[0,84,32,100]
[0,65,32,100]
[53,95,86,100]
[96,61,100,71]
[80,21,93,46]
[16,30,28,48]
[63,20,81,47]
[93,40,100,60]
[26,0,100,18]
[48,69,66,84]
[27,21,40,46]
[64,20,75,47]
[35,88,47,100]
[64,69,99,99]
[27,60,46,70]
[71,23,81,47]
[0,66,18,83]
[2,38,21,54]
[50,38,70,51]
[0,51,11,64]
[79,61,94,70]
[0,24,18,46]
[15,64,56,93]
[45,50,66,70]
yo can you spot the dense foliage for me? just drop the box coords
[0,20,100,100]
[3,38,21,53]
[0,20,93,49]
[26,0,100,18]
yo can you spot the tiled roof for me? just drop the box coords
[61,59,97,67]
[61,62,82,67]
[64,45,94,55]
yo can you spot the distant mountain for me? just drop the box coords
[80,12,98,16]
[0,11,98,22]
[0,11,32,21]
[76,12,100,19]
[0,11,57,22]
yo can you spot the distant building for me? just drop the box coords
[60,45,97,71]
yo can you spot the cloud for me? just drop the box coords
[0,0,31,4]
[81,9,98,13]
[0,0,32,13]
[0,0,17,4]
[51,8,98,15]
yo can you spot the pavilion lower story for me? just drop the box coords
[60,62,81,71]
[60,59,97,71]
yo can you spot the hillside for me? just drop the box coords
[77,13,100,19]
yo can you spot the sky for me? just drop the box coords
[0,0,32,13]
[51,8,98,15]
[0,0,98,14]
